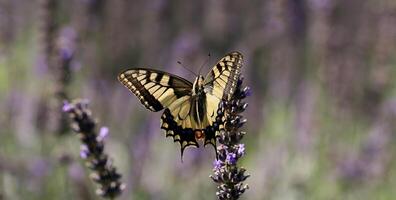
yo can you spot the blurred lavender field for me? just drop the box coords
[1,0,396,199]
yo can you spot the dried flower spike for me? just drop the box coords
[210,77,250,200]
[63,99,125,199]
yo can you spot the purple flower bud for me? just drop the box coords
[80,145,89,159]
[97,127,109,141]
[244,87,252,97]
[237,144,245,157]
[213,160,223,170]
[62,100,74,112]
[237,77,244,86]
[80,150,88,159]
[226,153,237,165]
[60,48,74,61]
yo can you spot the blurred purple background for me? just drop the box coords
[1,0,396,199]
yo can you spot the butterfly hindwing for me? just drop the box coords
[118,69,192,112]
[161,109,198,158]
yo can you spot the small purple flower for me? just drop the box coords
[60,48,74,61]
[213,160,223,170]
[226,153,237,165]
[80,145,89,159]
[244,87,252,97]
[62,100,74,112]
[97,126,109,141]
[237,144,245,157]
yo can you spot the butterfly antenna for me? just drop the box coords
[198,53,211,76]
[177,61,198,76]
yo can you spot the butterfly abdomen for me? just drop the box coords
[191,92,206,129]
[191,75,207,129]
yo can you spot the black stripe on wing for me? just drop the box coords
[161,107,223,160]
[204,51,243,101]
[118,69,193,112]
[161,109,198,159]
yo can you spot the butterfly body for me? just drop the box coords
[118,52,243,158]
[190,76,206,128]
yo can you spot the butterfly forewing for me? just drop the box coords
[204,51,243,101]
[118,68,192,112]
[203,51,243,130]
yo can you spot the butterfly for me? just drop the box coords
[118,51,243,159]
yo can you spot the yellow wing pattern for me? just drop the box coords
[118,69,192,112]
[204,51,243,100]
[204,51,243,127]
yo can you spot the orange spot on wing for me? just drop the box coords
[194,130,205,140]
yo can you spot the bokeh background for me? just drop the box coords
[1,0,396,199]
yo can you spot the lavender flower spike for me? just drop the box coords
[63,99,125,199]
[210,77,250,200]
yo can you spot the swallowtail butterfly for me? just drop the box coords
[118,52,243,159]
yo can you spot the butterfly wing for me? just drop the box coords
[204,51,243,100]
[118,68,198,158]
[203,51,243,148]
[118,68,192,112]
